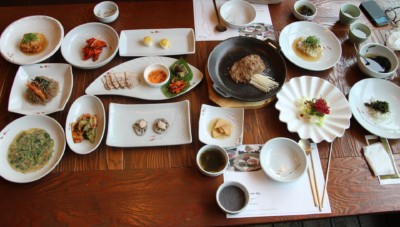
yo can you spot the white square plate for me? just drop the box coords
[8,63,73,115]
[199,104,244,147]
[106,100,192,147]
[119,28,195,56]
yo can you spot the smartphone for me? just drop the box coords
[360,1,390,27]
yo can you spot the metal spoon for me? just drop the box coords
[212,0,227,32]
[354,44,370,66]
[299,139,321,210]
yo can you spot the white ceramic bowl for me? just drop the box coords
[61,22,119,69]
[94,1,119,23]
[293,0,317,21]
[196,144,229,177]
[357,43,399,79]
[143,63,170,87]
[216,181,250,214]
[219,0,256,28]
[260,137,308,183]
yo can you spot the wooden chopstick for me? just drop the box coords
[309,148,322,211]
[307,166,319,207]
[321,142,333,209]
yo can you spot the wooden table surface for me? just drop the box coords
[0,0,399,226]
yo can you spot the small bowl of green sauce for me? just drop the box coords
[216,181,250,214]
[293,0,317,21]
[196,144,229,177]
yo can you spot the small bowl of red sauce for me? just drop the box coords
[143,63,170,88]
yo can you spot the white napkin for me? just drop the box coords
[363,143,395,176]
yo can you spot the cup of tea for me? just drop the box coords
[196,144,229,177]
[349,23,371,44]
[339,3,360,25]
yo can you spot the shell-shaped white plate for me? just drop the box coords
[61,22,119,69]
[0,15,64,65]
[349,78,400,139]
[119,28,195,56]
[8,63,73,115]
[65,95,106,154]
[198,104,244,148]
[107,100,192,147]
[85,56,203,100]
[0,115,66,183]
[275,76,352,143]
[279,21,341,71]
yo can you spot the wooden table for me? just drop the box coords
[0,0,399,226]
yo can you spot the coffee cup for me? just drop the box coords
[349,23,371,44]
[339,3,360,25]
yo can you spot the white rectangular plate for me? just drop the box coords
[106,100,192,147]
[119,28,195,56]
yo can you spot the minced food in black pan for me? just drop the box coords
[207,37,286,102]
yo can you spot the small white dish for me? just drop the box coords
[216,181,250,214]
[85,56,203,100]
[275,76,352,143]
[61,22,119,69]
[0,15,64,65]
[196,144,229,177]
[293,0,317,21]
[198,104,244,148]
[356,43,398,79]
[8,63,73,115]
[260,137,307,183]
[94,1,119,23]
[349,78,400,139]
[119,28,195,57]
[106,100,192,147]
[65,95,106,155]
[219,0,256,28]
[279,21,342,71]
[0,115,66,183]
[143,63,170,88]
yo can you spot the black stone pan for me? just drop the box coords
[207,37,287,102]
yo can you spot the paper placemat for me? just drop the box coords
[223,144,331,218]
[193,0,274,41]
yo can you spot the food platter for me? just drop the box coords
[198,104,244,148]
[85,56,203,100]
[119,28,195,56]
[8,63,73,115]
[279,21,341,71]
[207,37,286,102]
[0,15,64,65]
[106,100,192,147]
[0,115,66,183]
[65,95,106,154]
[61,22,119,69]
[349,78,400,139]
[275,76,352,143]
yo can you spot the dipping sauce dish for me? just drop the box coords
[143,63,170,87]
[216,181,250,214]
[196,144,229,177]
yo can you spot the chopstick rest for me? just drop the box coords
[363,143,395,176]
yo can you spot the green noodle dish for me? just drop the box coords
[7,128,54,173]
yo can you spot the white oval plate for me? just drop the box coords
[279,21,341,71]
[275,76,352,143]
[349,78,400,139]
[65,95,106,154]
[8,63,73,115]
[85,56,203,100]
[61,22,119,69]
[198,104,244,148]
[0,115,66,183]
[0,15,64,65]
[107,100,192,147]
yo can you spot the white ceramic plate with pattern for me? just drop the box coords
[349,78,400,139]
[0,15,64,65]
[0,115,66,183]
[275,76,352,143]
[198,104,244,148]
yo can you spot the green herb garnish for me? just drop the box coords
[365,100,390,114]
[21,33,38,43]
[303,36,321,48]
[161,58,193,98]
